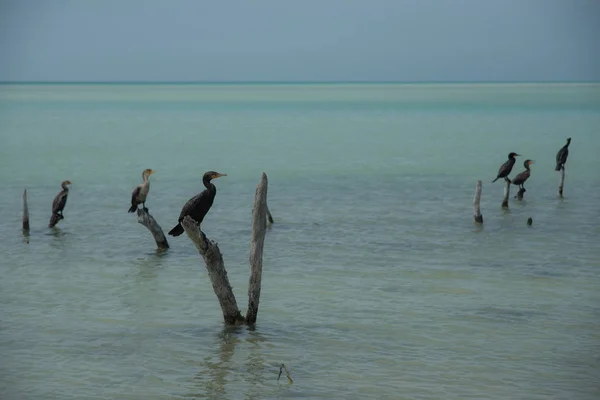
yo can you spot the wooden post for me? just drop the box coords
[22,189,30,232]
[558,167,565,198]
[473,180,483,223]
[516,187,526,200]
[502,179,510,208]
[136,208,169,250]
[181,173,271,326]
[181,216,245,325]
[246,173,268,325]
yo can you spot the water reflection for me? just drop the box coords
[185,326,277,400]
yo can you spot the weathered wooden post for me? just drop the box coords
[136,208,169,250]
[22,189,30,232]
[473,180,483,223]
[181,172,270,326]
[502,179,510,208]
[558,167,565,198]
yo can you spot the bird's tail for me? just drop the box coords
[555,164,561,171]
[48,213,63,228]
[168,223,184,236]
[491,177,499,183]
[128,204,138,213]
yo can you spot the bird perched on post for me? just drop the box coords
[128,168,155,213]
[49,180,72,227]
[555,137,571,171]
[168,171,227,237]
[492,152,520,183]
[512,159,534,191]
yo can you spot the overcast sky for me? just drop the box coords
[0,0,598,82]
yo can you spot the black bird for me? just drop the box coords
[512,159,534,190]
[49,180,72,228]
[168,171,227,236]
[555,137,571,171]
[492,152,520,183]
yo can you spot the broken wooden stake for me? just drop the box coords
[22,189,30,232]
[502,179,510,208]
[136,208,169,250]
[473,180,483,223]
[181,172,270,326]
[558,167,565,198]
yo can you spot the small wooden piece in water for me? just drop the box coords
[277,363,293,384]
[22,189,30,232]
[502,179,510,208]
[473,180,483,223]
[136,208,169,250]
[527,217,533,226]
[558,167,565,198]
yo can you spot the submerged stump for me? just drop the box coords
[22,189,30,232]
[558,167,565,198]
[181,172,270,326]
[136,208,169,250]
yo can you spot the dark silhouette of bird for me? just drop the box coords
[555,137,571,171]
[128,168,155,213]
[168,171,227,237]
[49,180,72,228]
[512,159,534,190]
[492,152,520,183]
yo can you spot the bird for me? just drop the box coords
[49,180,72,228]
[128,168,155,213]
[555,137,571,171]
[168,171,227,237]
[492,152,520,183]
[511,159,534,190]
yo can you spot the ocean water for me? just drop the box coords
[0,83,599,399]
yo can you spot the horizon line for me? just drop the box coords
[1,79,599,85]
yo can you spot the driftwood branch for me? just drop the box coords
[136,208,169,250]
[558,167,565,198]
[473,180,483,223]
[181,216,245,325]
[22,189,30,232]
[502,179,510,208]
[246,173,268,325]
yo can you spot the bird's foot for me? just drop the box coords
[143,207,149,212]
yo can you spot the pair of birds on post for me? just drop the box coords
[128,169,227,236]
[491,137,571,190]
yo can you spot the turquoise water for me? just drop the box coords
[1,83,599,399]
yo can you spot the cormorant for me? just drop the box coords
[492,152,520,183]
[168,171,227,236]
[49,180,72,227]
[555,137,571,171]
[128,168,155,213]
[511,159,534,190]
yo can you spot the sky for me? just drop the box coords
[0,0,598,82]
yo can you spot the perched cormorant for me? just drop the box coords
[168,171,227,236]
[128,168,155,213]
[49,180,72,227]
[555,137,571,171]
[492,152,520,183]
[511,159,534,190]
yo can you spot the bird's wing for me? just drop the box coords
[52,191,67,214]
[131,185,141,204]
[178,190,209,221]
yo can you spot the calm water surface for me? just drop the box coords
[1,83,599,399]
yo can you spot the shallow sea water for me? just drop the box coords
[0,83,599,399]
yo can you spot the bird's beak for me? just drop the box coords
[214,173,227,179]
[515,154,521,156]
[67,181,72,185]
[529,160,535,165]
[149,170,155,175]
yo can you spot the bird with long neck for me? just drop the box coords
[128,169,155,213]
[49,180,72,228]
[168,171,227,237]
[555,137,571,171]
[492,152,520,183]
[511,159,534,190]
